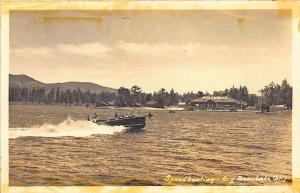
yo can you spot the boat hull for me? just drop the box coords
[97,116,146,130]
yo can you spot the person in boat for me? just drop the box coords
[92,113,98,122]
[148,112,153,118]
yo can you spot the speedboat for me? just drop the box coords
[88,112,153,130]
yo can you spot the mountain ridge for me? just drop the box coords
[9,74,117,93]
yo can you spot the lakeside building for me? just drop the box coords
[145,100,162,108]
[190,96,247,110]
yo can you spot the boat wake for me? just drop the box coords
[9,117,126,139]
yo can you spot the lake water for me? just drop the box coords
[9,104,292,186]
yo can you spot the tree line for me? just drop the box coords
[9,79,292,109]
[9,87,116,106]
[260,79,292,109]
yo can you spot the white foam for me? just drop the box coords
[9,117,125,139]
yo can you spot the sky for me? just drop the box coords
[9,10,292,94]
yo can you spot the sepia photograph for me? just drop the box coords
[7,9,292,187]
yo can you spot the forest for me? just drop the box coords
[9,79,292,109]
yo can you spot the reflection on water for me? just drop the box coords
[9,104,292,186]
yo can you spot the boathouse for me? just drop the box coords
[190,96,247,110]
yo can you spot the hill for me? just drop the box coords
[9,74,116,93]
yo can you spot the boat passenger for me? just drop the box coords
[93,113,98,122]
[148,112,153,118]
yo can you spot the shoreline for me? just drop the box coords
[9,103,292,113]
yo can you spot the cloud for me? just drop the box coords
[11,43,113,59]
[10,41,288,75]
[10,42,284,71]
[10,47,54,58]
[56,43,113,57]
[117,42,271,56]
[11,41,275,61]
[117,42,203,56]
[115,42,278,70]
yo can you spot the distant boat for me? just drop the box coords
[88,112,153,130]
[169,110,176,113]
